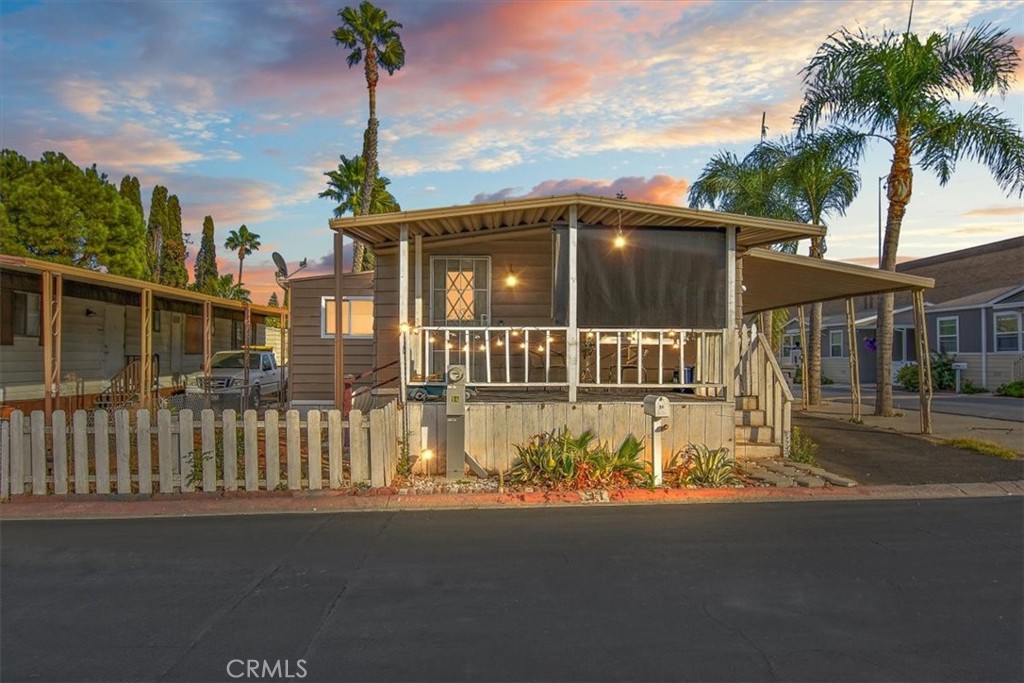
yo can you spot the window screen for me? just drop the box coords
[555,226,727,328]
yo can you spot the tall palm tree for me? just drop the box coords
[223,224,261,286]
[319,154,401,272]
[795,24,1024,416]
[334,2,405,271]
[775,129,863,404]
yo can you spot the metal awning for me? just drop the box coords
[329,194,824,249]
[742,249,934,314]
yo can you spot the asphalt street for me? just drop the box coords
[3,499,1023,683]
[794,385,1024,422]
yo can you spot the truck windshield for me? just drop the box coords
[210,353,261,369]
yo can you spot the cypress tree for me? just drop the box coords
[119,175,144,223]
[159,194,188,287]
[147,186,168,281]
[194,215,219,293]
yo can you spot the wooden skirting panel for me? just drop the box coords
[404,400,734,476]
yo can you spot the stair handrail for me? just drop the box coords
[105,359,143,412]
[751,332,793,457]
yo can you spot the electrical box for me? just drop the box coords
[643,395,670,419]
[446,365,466,416]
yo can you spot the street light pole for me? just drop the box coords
[877,175,887,269]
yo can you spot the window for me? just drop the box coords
[994,312,1021,352]
[430,257,490,326]
[829,330,843,357]
[937,317,959,353]
[12,292,41,337]
[321,296,374,338]
[781,333,798,362]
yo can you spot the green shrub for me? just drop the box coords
[897,351,958,392]
[996,380,1024,398]
[788,427,818,466]
[960,379,987,394]
[508,429,651,490]
[671,444,739,488]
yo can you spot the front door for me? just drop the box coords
[103,304,126,378]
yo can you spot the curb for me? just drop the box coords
[2,481,1021,520]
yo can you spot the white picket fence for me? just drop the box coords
[0,407,393,499]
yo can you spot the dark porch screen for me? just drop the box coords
[553,225,727,328]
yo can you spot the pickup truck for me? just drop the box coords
[184,348,287,408]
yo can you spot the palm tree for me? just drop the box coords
[775,129,863,404]
[689,141,801,353]
[209,274,251,302]
[319,154,401,272]
[333,1,405,271]
[223,225,261,286]
[795,24,1024,416]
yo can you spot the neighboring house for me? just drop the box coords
[323,194,931,465]
[782,236,1024,388]
[0,254,274,412]
[287,270,376,410]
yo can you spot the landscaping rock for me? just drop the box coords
[820,473,858,487]
[795,476,826,488]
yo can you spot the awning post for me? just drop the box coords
[913,289,932,434]
[566,204,579,403]
[333,229,345,410]
[845,298,861,422]
[140,289,153,408]
[797,305,808,411]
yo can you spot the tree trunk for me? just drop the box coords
[808,235,824,405]
[351,241,365,273]
[359,43,379,233]
[874,130,913,416]
[237,257,243,286]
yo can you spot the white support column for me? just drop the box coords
[414,232,423,377]
[399,223,410,398]
[980,310,988,389]
[567,204,579,403]
[725,226,737,404]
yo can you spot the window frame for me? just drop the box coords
[829,330,843,358]
[993,311,1022,353]
[429,255,492,327]
[321,295,374,339]
[11,291,42,338]
[936,316,959,354]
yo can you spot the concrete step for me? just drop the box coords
[734,441,782,459]
[734,409,766,427]
[735,424,774,443]
[735,395,759,411]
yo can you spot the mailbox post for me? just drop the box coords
[951,361,968,394]
[445,365,467,479]
[643,395,670,486]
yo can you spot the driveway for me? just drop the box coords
[2,500,1023,682]
[794,413,1024,485]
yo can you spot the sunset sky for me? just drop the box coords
[2,0,1022,303]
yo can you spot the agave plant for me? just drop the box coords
[508,429,650,490]
[677,444,740,488]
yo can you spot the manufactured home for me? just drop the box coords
[0,254,278,413]
[324,195,933,471]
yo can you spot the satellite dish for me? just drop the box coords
[272,252,288,278]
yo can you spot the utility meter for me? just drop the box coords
[446,365,466,416]
[446,364,467,479]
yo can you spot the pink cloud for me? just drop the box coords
[472,174,691,206]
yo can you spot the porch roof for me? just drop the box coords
[329,194,824,249]
[742,249,934,314]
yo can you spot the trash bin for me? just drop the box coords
[672,366,695,393]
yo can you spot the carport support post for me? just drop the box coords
[202,301,212,402]
[845,298,861,422]
[41,272,61,418]
[140,289,153,408]
[567,204,579,403]
[333,229,345,410]
[797,305,808,411]
[413,232,423,377]
[726,227,736,404]
[242,304,251,400]
[913,289,932,434]
[399,223,409,402]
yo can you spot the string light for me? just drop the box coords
[519,342,526,350]
[495,338,504,347]
[537,343,545,352]
[478,343,486,351]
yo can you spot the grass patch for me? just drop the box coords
[942,438,1020,460]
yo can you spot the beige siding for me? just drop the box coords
[821,357,851,385]
[375,231,555,381]
[289,272,375,402]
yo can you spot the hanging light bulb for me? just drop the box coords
[495,338,504,347]
[519,342,526,350]
[614,208,626,248]
[537,343,545,352]
[478,343,486,351]
[445,342,453,350]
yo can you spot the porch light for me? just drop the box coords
[505,269,519,288]
[421,448,434,461]
[614,233,627,249]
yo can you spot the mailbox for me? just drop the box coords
[643,395,670,419]
[446,365,466,416]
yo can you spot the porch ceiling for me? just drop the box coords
[742,249,934,314]
[329,194,824,249]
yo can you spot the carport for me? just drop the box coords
[741,248,936,432]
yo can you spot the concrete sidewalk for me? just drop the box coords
[800,399,1023,454]
[2,480,1021,520]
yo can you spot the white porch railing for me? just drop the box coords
[736,328,793,456]
[406,326,727,395]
